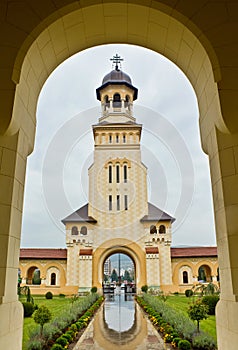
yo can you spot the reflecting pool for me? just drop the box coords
[74,293,168,349]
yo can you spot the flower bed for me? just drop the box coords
[136,294,217,350]
[27,294,104,350]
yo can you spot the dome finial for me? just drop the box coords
[110,54,123,71]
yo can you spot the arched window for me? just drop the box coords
[150,225,157,234]
[123,134,126,143]
[124,195,128,210]
[80,226,87,235]
[109,195,112,211]
[113,93,121,107]
[123,165,127,183]
[71,226,78,235]
[116,164,120,183]
[51,272,56,285]
[109,165,112,183]
[117,195,120,211]
[116,134,119,143]
[109,134,112,143]
[183,271,188,284]
[159,225,166,233]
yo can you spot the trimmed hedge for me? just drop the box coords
[202,295,219,315]
[45,291,53,299]
[178,339,192,349]
[22,302,35,317]
[51,345,64,350]
[185,289,193,297]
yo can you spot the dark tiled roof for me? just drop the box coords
[102,69,132,85]
[146,247,159,254]
[62,204,97,224]
[141,203,175,223]
[20,248,67,259]
[171,247,217,258]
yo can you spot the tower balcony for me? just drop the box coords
[99,107,135,124]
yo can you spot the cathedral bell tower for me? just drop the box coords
[63,55,174,293]
[88,55,148,225]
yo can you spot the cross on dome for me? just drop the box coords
[110,54,123,70]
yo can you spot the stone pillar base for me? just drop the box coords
[0,300,23,350]
[216,299,238,350]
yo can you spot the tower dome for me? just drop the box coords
[96,54,138,101]
[102,68,132,85]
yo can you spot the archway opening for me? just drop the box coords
[198,265,212,283]
[26,267,41,285]
[103,253,135,293]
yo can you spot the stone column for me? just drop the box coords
[207,127,238,350]
[109,98,113,112]
[145,253,160,288]
[78,255,93,289]
[0,130,28,349]
[21,278,27,285]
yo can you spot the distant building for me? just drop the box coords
[104,258,112,277]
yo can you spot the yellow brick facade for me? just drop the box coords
[19,249,218,295]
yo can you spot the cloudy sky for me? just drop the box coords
[20,44,216,248]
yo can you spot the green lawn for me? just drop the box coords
[22,296,71,350]
[166,295,217,340]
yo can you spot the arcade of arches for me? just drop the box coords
[1,2,238,349]
[19,247,219,295]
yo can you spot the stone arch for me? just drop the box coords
[6,3,229,147]
[195,260,217,280]
[46,267,58,286]
[26,265,41,285]
[44,261,66,287]
[198,263,212,283]
[172,260,195,286]
[93,238,146,290]
[1,2,238,349]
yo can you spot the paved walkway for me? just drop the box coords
[73,300,170,350]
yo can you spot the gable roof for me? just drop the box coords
[61,204,97,224]
[141,202,175,223]
[171,247,217,258]
[20,248,67,259]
